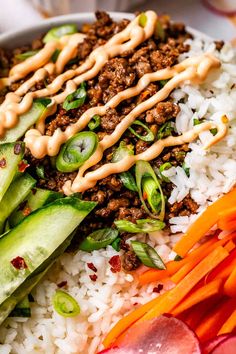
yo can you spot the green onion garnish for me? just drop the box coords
[111,237,121,252]
[139,13,147,27]
[52,290,80,318]
[15,50,39,61]
[112,141,134,163]
[79,228,119,252]
[159,162,172,182]
[88,115,101,131]
[128,120,155,142]
[56,131,98,172]
[143,177,162,212]
[135,160,165,220]
[114,219,165,233]
[51,49,61,63]
[155,20,165,41]
[43,24,77,43]
[210,128,217,136]
[159,79,169,87]
[157,122,174,140]
[174,254,182,261]
[34,97,52,107]
[131,241,166,269]
[182,162,190,177]
[63,83,86,111]
[119,171,138,192]
[193,118,201,126]
[36,165,45,179]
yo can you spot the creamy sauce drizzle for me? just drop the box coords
[0,11,227,195]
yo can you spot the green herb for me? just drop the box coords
[114,219,165,233]
[128,120,155,142]
[119,171,138,192]
[193,118,201,126]
[139,13,147,27]
[43,24,77,43]
[15,50,39,61]
[135,160,165,220]
[157,122,174,140]
[51,49,61,63]
[159,162,172,182]
[111,237,121,252]
[36,165,45,179]
[56,131,98,172]
[88,115,101,131]
[63,83,86,111]
[131,241,166,269]
[174,254,182,261]
[79,228,119,252]
[182,162,190,177]
[210,128,218,136]
[52,290,80,318]
[159,79,169,87]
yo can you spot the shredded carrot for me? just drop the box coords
[224,266,236,297]
[218,219,236,231]
[205,248,236,284]
[224,240,235,252]
[138,268,169,285]
[218,206,236,222]
[141,246,228,322]
[196,297,236,342]
[218,309,236,335]
[173,187,236,257]
[171,279,222,316]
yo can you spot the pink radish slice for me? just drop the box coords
[98,315,201,354]
[203,0,236,16]
[210,335,236,353]
[202,334,229,353]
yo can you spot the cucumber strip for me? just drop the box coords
[0,100,52,144]
[10,188,62,227]
[0,173,36,233]
[10,295,31,318]
[0,142,24,202]
[0,197,96,308]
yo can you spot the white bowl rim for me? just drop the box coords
[0,11,213,48]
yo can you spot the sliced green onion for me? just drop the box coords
[43,24,77,43]
[52,290,80,318]
[210,128,217,136]
[56,131,98,172]
[79,228,119,252]
[159,162,172,182]
[63,83,86,111]
[193,118,201,126]
[34,97,52,107]
[159,79,169,87]
[182,162,190,177]
[143,177,162,212]
[119,171,138,192]
[157,122,174,140]
[88,115,101,131]
[111,237,121,252]
[51,49,61,63]
[139,13,147,27]
[174,254,182,261]
[114,219,165,234]
[36,165,45,179]
[15,50,39,61]
[131,241,166,269]
[155,20,165,41]
[128,120,155,142]
[112,141,134,163]
[135,160,165,220]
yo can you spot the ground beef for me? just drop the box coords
[122,250,141,271]
[146,102,180,124]
[167,194,199,219]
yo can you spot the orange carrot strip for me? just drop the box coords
[171,279,222,316]
[224,240,235,252]
[173,187,236,257]
[218,206,236,221]
[218,219,236,231]
[205,248,236,284]
[141,246,228,322]
[218,309,236,335]
[224,266,236,297]
[196,297,236,342]
[138,269,169,285]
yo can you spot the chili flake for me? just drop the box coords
[87,263,97,272]
[0,158,6,168]
[11,256,28,270]
[57,281,68,288]
[109,255,121,273]
[22,206,32,217]
[18,160,30,173]
[89,274,97,282]
[153,284,163,293]
[14,143,22,155]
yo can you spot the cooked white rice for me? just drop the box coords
[0,36,235,354]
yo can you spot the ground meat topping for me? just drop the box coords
[122,250,141,271]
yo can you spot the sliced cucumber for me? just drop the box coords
[10,295,31,318]
[10,188,62,227]
[0,99,52,144]
[0,197,96,312]
[0,173,36,233]
[0,142,24,202]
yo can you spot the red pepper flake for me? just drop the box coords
[133,302,138,306]
[0,158,6,168]
[109,255,121,273]
[14,143,22,155]
[153,284,163,293]
[57,280,68,288]
[89,274,97,282]
[22,206,32,217]
[18,160,30,173]
[87,262,97,272]
[11,256,27,270]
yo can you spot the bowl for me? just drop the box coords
[0,12,213,49]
